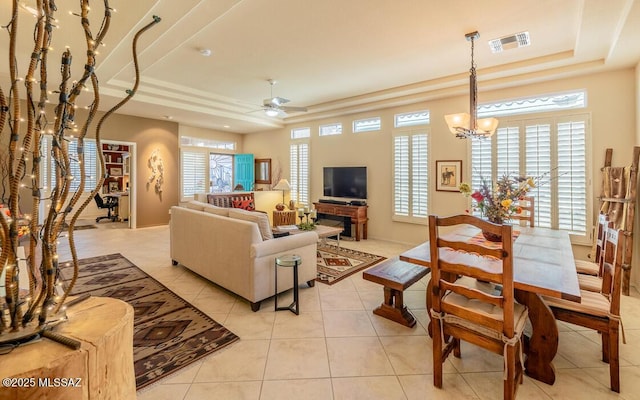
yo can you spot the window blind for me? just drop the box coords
[181,149,207,199]
[290,142,309,205]
[393,131,428,222]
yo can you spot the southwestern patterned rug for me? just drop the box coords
[58,253,239,390]
[317,243,386,285]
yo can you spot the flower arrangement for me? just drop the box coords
[459,174,536,224]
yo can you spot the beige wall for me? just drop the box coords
[244,68,638,251]
[80,110,180,228]
[634,62,640,289]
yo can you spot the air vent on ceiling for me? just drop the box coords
[488,31,530,53]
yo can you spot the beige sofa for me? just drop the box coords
[170,201,318,311]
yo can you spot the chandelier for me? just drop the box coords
[445,31,499,139]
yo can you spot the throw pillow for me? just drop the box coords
[228,208,274,240]
[232,199,255,211]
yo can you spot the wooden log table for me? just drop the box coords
[363,260,429,327]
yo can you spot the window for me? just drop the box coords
[477,90,586,118]
[180,149,207,199]
[470,113,590,243]
[319,123,342,136]
[180,136,236,150]
[209,153,233,192]
[394,110,430,128]
[45,137,98,192]
[290,141,309,205]
[393,130,429,223]
[353,117,381,133]
[291,127,310,139]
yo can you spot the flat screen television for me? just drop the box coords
[323,166,367,200]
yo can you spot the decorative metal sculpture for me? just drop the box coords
[0,0,160,345]
[147,148,164,194]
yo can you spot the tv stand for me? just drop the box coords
[313,202,368,241]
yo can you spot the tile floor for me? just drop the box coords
[57,223,640,400]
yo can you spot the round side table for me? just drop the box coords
[274,254,301,315]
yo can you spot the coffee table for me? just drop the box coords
[274,224,343,249]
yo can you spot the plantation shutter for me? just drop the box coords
[525,124,552,228]
[47,138,98,192]
[290,142,309,205]
[393,131,428,221]
[471,138,492,217]
[181,149,206,199]
[557,119,587,235]
[411,134,428,218]
[393,135,409,216]
[496,126,519,177]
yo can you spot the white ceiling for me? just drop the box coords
[2,0,640,133]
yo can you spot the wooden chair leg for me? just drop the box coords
[602,331,610,363]
[432,319,444,388]
[504,344,517,400]
[610,325,620,392]
[453,338,461,358]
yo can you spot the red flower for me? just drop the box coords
[470,191,484,203]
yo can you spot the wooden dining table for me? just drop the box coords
[399,225,581,385]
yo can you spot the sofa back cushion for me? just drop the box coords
[203,204,230,217]
[185,200,208,211]
[228,208,273,240]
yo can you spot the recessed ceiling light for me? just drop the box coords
[223,125,230,128]
[488,31,530,53]
[163,115,173,120]
[199,48,212,57]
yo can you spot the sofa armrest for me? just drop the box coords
[250,231,318,258]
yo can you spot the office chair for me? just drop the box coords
[94,193,119,223]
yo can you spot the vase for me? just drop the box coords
[482,216,503,242]
[288,200,296,210]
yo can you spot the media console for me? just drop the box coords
[313,201,368,241]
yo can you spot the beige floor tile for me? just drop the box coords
[398,374,479,400]
[263,338,330,380]
[184,381,262,400]
[356,289,384,310]
[223,312,275,340]
[443,340,505,373]
[327,337,395,377]
[322,310,376,337]
[379,335,451,375]
[317,277,357,293]
[581,365,640,398]
[331,376,407,400]
[319,290,364,310]
[259,378,333,400]
[462,371,552,400]
[194,340,269,382]
[369,313,428,337]
[189,295,236,316]
[558,331,631,368]
[136,383,191,400]
[272,311,325,339]
[403,289,427,310]
[532,368,625,399]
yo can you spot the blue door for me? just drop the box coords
[233,154,254,191]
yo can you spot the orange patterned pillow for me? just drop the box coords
[232,199,255,211]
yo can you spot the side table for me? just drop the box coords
[274,254,301,315]
[273,210,296,227]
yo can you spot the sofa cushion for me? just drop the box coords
[228,208,273,240]
[185,200,207,211]
[203,204,229,217]
[232,198,255,211]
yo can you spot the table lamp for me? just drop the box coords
[273,179,291,211]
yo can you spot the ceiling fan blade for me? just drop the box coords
[271,96,290,106]
[280,105,307,112]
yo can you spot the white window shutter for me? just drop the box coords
[557,120,587,235]
[393,130,428,221]
[181,149,206,199]
[525,124,552,228]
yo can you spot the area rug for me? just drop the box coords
[317,243,386,285]
[58,253,239,390]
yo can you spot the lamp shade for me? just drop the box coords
[265,109,279,117]
[444,112,471,135]
[273,179,291,191]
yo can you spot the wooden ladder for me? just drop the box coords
[599,147,639,295]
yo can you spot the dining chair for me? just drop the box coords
[576,212,608,276]
[429,214,527,400]
[576,214,609,292]
[544,227,625,392]
[511,196,535,227]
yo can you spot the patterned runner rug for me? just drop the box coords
[317,243,386,285]
[58,253,239,390]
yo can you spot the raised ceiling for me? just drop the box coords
[1,0,639,133]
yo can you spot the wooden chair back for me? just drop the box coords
[511,196,535,227]
[593,213,610,275]
[429,214,515,340]
[601,226,624,315]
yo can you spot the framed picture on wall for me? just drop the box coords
[435,160,462,192]
[110,167,122,177]
[108,181,119,192]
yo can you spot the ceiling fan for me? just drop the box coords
[261,79,307,117]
